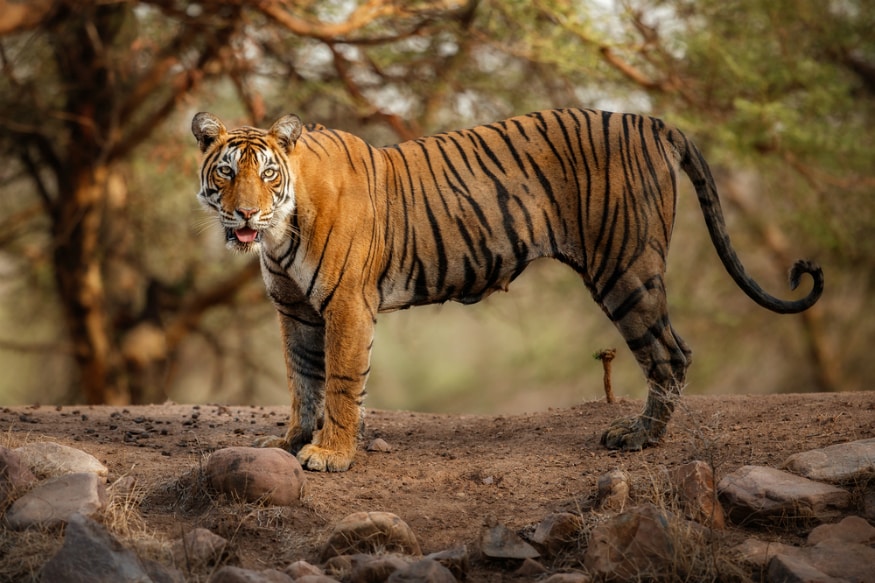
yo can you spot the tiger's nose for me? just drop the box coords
[236,207,259,220]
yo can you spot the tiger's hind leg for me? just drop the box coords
[596,272,692,450]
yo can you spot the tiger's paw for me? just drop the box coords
[600,416,660,451]
[253,435,287,449]
[297,444,355,472]
[253,430,308,454]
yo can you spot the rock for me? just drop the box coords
[208,566,294,582]
[323,554,371,580]
[350,554,410,583]
[480,518,539,560]
[805,540,875,581]
[7,472,107,530]
[424,547,469,580]
[864,489,875,522]
[40,513,183,583]
[769,540,875,583]
[732,538,804,570]
[321,512,421,560]
[172,528,232,569]
[735,535,875,582]
[107,475,137,499]
[596,470,630,511]
[283,560,324,579]
[767,553,841,583]
[322,554,410,583]
[541,574,592,583]
[387,558,456,582]
[530,512,583,556]
[0,445,37,503]
[668,460,725,529]
[205,447,306,506]
[782,438,875,483]
[514,558,548,577]
[807,515,875,546]
[717,465,850,524]
[583,504,675,581]
[367,438,392,452]
[15,441,108,480]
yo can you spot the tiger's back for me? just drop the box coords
[193,107,822,472]
[297,109,685,316]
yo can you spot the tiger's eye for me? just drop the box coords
[216,165,234,178]
[262,168,277,180]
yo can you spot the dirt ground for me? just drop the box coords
[2,391,874,581]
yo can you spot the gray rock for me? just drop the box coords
[583,504,675,581]
[15,442,108,480]
[480,518,539,560]
[321,512,421,560]
[7,472,107,530]
[0,445,37,503]
[205,447,306,506]
[387,558,456,583]
[718,465,850,524]
[782,438,875,483]
[40,513,183,583]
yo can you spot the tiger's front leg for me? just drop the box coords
[296,301,374,472]
[254,307,326,453]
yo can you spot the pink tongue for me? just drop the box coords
[235,228,259,243]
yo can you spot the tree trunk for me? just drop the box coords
[52,164,126,404]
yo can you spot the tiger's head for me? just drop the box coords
[192,112,303,252]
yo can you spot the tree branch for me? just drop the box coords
[255,0,402,42]
[164,258,262,350]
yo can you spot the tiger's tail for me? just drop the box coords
[670,129,824,314]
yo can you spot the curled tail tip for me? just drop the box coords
[789,259,823,290]
[787,259,824,310]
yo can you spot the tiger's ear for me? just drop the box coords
[269,114,303,153]
[192,112,227,153]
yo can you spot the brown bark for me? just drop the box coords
[53,165,120,404]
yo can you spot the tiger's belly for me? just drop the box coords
[376,252,534,313]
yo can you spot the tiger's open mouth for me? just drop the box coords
[226,227,262,244]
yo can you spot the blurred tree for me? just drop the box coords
[0,0,481,404]
[0,0,871,406]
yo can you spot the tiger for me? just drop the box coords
[192,108,823,472]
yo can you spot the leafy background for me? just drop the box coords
[0,0,872,412]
